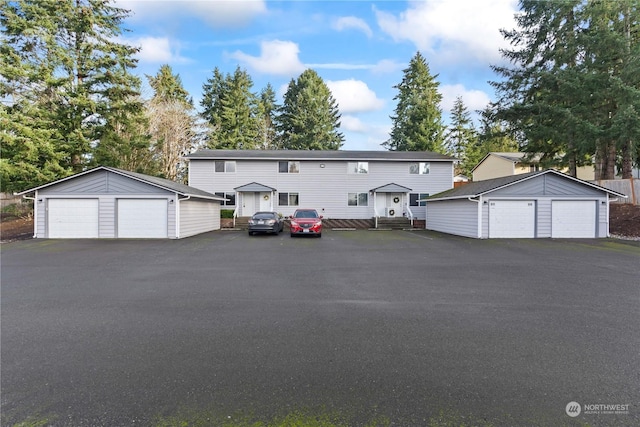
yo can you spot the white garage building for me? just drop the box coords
[425,170,626,239]
[16,166,225,239]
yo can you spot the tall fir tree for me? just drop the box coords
[200,66,259,149]
[256,84,279,149]
[384,52,445,152]
[277,69,344,150]
[1,0,144,190]
[444,97,477,171]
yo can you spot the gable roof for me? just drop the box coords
[234,182,277,192]
[370,183,413,192]
[426,169,627,201]
[185,149,455,162]
[15,166,226,201]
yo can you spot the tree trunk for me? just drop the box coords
[606,139,617,179]
[621,139,633,179]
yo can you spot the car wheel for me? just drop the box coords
[317,233,322,238]
[248,231,253,236]
[290,233,294,238]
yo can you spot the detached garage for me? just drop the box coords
[16,166,225,239]
[425,170,625,239]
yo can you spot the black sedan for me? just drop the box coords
[247,211,284,235]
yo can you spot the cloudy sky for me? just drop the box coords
[115,0,520,150]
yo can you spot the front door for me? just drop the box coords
[242,192,255,216]
[259,192,272,211]
[387,193,403,217]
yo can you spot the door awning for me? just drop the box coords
[234,182,276,192]
[370,183,412,193]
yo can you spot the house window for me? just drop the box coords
[215,192,236,206]
[348,193,368,206]
[279,161,300,173]
[278,192,299,206]
[409,162,430,174]
[348,162,368,174]
[215,161,236,173]
[410,193,429,207]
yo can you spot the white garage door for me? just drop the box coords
[117,199,168,238]
[48,198,99,238]
[552,200,596,238]
[489,200,535,238]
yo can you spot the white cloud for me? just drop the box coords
[440,84,491,115]
[116,0,267,28]
[326,79,384,114]
[340,115,368,133]
[130,36,189,64]
[371,59,404,74]
[375,0,518,64]
[332,16,373,38]
[229,40,305,76]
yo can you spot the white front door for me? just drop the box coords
[259,192,272,211]
[489,200,536,238]
[552,200,596,238]
[242,192,255,216]
[386,193,403,217]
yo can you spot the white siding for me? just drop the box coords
[188,159,453,220]
[426,199,479,238]
[179,199,220,238]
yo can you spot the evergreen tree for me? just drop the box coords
[383,52,445,152]
[1,0,144,187]
[444,97,477,168]
[493,0,640,179]
[200,66,259,149]
[277,69,344,150]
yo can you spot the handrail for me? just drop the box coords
[405,205,414,228]
[233,206,238,228]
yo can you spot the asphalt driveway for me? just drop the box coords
[2,231,639,426]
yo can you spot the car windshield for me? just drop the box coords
[294,210,318,219]
[253,213,276,220]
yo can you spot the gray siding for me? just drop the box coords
[426,199,478,238]
[40,170,168,195]
[100,197,116,238]
[188,159,453,219]
[179,199,220,238]
[490,173,603,197]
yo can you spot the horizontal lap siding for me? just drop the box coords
[188,159,453,220]
[99,197,115,238]
[426,199,478,238]
[180,200,220,238]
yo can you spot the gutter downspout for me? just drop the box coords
[468,195,482,238]
[19,193,37,238]
[176,194,191,238]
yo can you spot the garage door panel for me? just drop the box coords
[489,200,535,238]
[48,199,99,238]
[552,200,596,238]
[118,199,167,238]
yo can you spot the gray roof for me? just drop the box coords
[185,149,455,162]
[16,166,226,201]
[426,170,626,201]
[234,182,277,192]
[371,183,413,192]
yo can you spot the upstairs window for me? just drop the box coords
[348,162,368,174]
[279,161,300,173]
[409,162,430,175]
[215,161,236,173]
[409,193,429,207]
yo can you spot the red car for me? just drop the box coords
[289,209,323,238]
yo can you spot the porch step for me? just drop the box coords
[376,217,413,229]
[233,216,250,229]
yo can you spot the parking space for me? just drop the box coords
[2,231,639,425]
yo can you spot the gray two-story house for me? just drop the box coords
[185,150,455,227]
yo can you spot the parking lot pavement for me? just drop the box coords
[2,231,639,426]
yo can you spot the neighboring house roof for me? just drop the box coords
[15,166,226,201]
[370,183,413,192]
[471,152,540,172]
[185,149,456,162]
[425,170,627,201]
[234,182,277,192]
